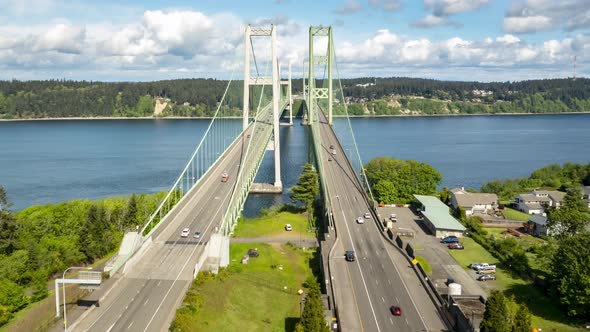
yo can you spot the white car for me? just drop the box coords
[390,213,397,219]
[285,224,293,231]
[181,228,190,237]
[356,217,364,224]
[364,212,371,219]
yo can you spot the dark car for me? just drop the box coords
[448,242,464,250]
[477,274,496,281]
[345,250,355,262]
[329,144,334,150]
[390,305,402,316]
[440,236,459,243]
[247,248,259,257]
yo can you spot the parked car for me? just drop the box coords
[356,217,364,224]
[193,231,201,239]
[364,212,371,219]
[440,236,459,243]
[476,269,496,275]
[475,263,497,271]
[247,248,259,257]
[345,250,355,262]
[468,262,484,269]
[181,228,190,237]
[285,224,293,231]
[448,243,464,250]
[390,305,402,316]
[477,274,496,281]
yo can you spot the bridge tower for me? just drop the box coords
[242,24,282,188]
[308,26,333,125]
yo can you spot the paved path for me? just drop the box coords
[231,236,318,246]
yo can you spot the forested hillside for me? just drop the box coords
[0,77,588,119]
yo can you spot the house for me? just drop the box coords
[515,190,565,214]
[526,214,550,236]
[581,186,590,208]
[414,195,466,238]
[450,188,498,216]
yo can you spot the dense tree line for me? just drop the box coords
[0,186,168,326]
[1,77,589,119]
[480,162,590,201]
[480,290,532,332]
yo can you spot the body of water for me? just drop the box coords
[1,114,589,215]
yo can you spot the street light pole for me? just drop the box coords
[61,266,90,332]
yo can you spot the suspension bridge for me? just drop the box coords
[66,25,445,332]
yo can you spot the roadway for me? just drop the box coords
[317,110,446,332]
[72,107,275,332]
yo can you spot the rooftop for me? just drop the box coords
[451,189,498,208]
[414,194,466,231]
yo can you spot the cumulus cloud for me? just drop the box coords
[368,0,401,12]
[334,0,363,15]
[413,0,488,28]
[503,0,590,33]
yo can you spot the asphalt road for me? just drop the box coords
[72,107,275,332]
[317,111,445,332]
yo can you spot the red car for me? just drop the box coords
[390,305,402,316]
[448,242,465,250]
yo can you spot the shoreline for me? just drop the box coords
[1,111,590,122]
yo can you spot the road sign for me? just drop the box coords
[412,258,418,265]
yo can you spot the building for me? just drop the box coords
[450,188,498,216]
[515,190,565,214]
[526,214,550,236]
[414,194,466,238]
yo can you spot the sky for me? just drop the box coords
[0,0,588,82]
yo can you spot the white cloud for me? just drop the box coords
[334,0,362,15]
[30,23,86,54]
[426,0,489,16]
[503,15,552,33]
[368,0,401,12]
[495,34,521,45]
[503,0,590,33]
[415,0,488,29]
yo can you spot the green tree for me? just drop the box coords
[563,187,589,213]
[0,186,17,255]
[480,290,511,332]
[365,158,442,203]
[300,279,329,332]
[290,163,319,210]
[550,232,590,317]
[511,304,532,332]
[125,194,139,228]
[0,278,26,312]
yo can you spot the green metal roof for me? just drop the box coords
[414,194,466,231]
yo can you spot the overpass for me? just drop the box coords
[65,25,447,332]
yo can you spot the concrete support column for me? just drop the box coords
[243,25,251,131]
[288,62,293,125]
[271,25,282,188]
[328,27,333,125]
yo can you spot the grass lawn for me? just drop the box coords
[415,255,432,275]
[233,212,311,238]
[449,237,584,332]
[503,207,531,222]
[482,227,546,249]
[171,243,317,332]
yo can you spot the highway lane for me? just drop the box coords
[74,108,275,332]
[317,110,441,331]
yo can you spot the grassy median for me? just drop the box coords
[449,236,584,332]
[232,211,311,238]
[171,242,318,332]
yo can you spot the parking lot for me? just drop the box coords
[376,206,488,297]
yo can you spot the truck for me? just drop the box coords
[475,263,496,271]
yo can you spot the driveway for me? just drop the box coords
[377,206,487,298]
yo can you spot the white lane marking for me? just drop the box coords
[381,263,384,269]
[106,322,116,332]
[369,264,373,271]
[396,297,399,302]
[157,280,161,287]
[381,297,385,303]
[336,195,382,332]
[127,321,134,330]
[405,318,409,325]
[390,317,394,325]
[143,299,149,307]
[86,280,147,331]
[388,279,391,285]
[143,181,235,332]
[375,279,379,285]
